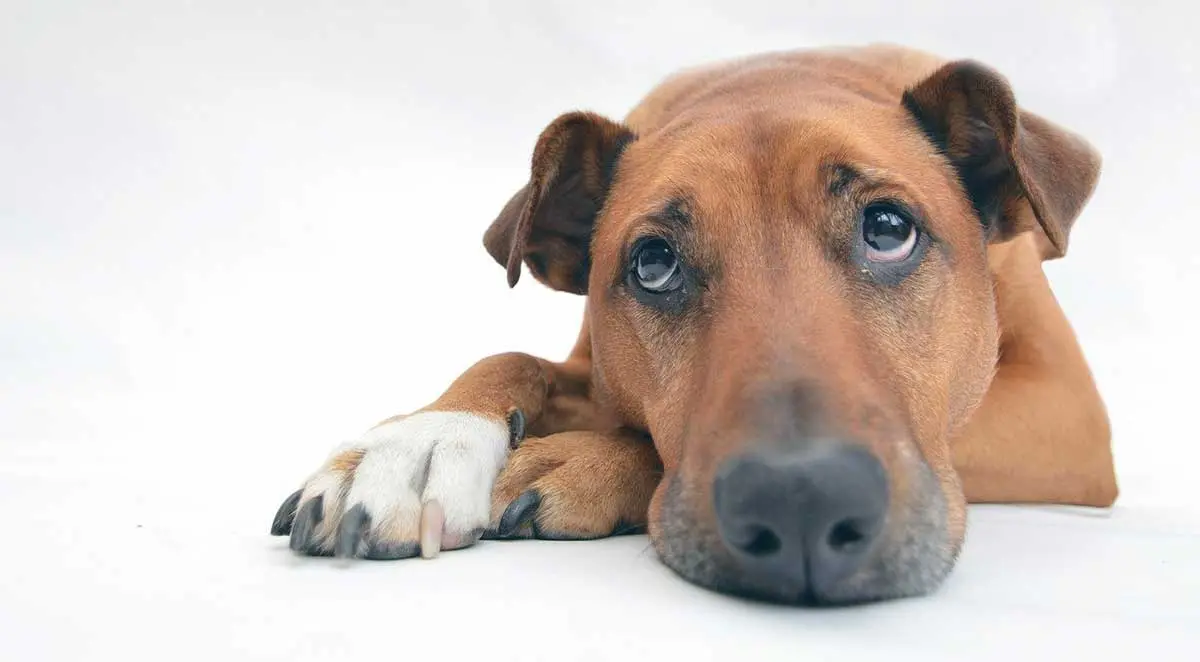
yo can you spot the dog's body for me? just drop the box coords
[272,45,1117,604]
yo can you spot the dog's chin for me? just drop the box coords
[651,461,960,606]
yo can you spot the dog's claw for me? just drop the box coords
[270,489,303,536]
[420,500,445,559]
[507,409,527,449]
[334,503,371,558]
[497,490,541,538]
[289,495,323,554]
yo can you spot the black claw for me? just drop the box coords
[289,495,324,553]
[365,540,420,560]
[497,490,542,538]
[270,489,303,536]
[335,504,371,558]
[611,520,648,536]
[507,408,526,449]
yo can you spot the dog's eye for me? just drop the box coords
[632,238,681,292]
[862,204,918,262]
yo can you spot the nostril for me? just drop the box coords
[827,519,867,552]
[740,526,782,557]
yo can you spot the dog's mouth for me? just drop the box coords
[649,448,960,606]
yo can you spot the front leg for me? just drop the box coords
[952,234,1118,507]
[270,352,572,559]
[487,429,662,540]
[951,365,1117,507]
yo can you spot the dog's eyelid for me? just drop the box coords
[630,227,676,243]
[867,197,920,221]
[624,198,697,259]
[877,200,945,253]
[884,199,938,242]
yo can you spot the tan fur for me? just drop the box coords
[490,430,661,538]
[328,449,366,475]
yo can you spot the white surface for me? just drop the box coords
[2,1,1198,660]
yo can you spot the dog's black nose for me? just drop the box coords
[712,443,889,594]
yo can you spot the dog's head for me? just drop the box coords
[483,50,1100,604]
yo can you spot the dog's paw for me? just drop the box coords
[271,411,519,559]
[484,431,661,541]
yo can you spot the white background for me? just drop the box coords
[1,1,1197,660]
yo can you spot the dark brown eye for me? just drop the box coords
[633,238,681,292]
[862,204,918,262]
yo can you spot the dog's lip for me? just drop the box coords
[712,541,891,607]
[701,572,868,607]
[720,555,809,601]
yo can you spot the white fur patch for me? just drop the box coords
[300,411,509,552]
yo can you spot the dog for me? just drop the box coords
[269,44,1118,605]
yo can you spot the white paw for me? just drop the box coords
[272,411,510,559]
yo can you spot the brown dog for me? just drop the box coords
[270,44,1118,605]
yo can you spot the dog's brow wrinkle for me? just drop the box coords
[828,163,896,197]
[828,164,860,196]
[656,197,692,228]
[828,164,903,206]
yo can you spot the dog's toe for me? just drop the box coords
[270,489,303,536]
[279,411,510,560]
[288,495,325,554]
[486,431,659,541]
[333,503,371,559]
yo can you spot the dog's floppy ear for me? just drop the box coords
[903,61,1101,260]
[483,111,635,293]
